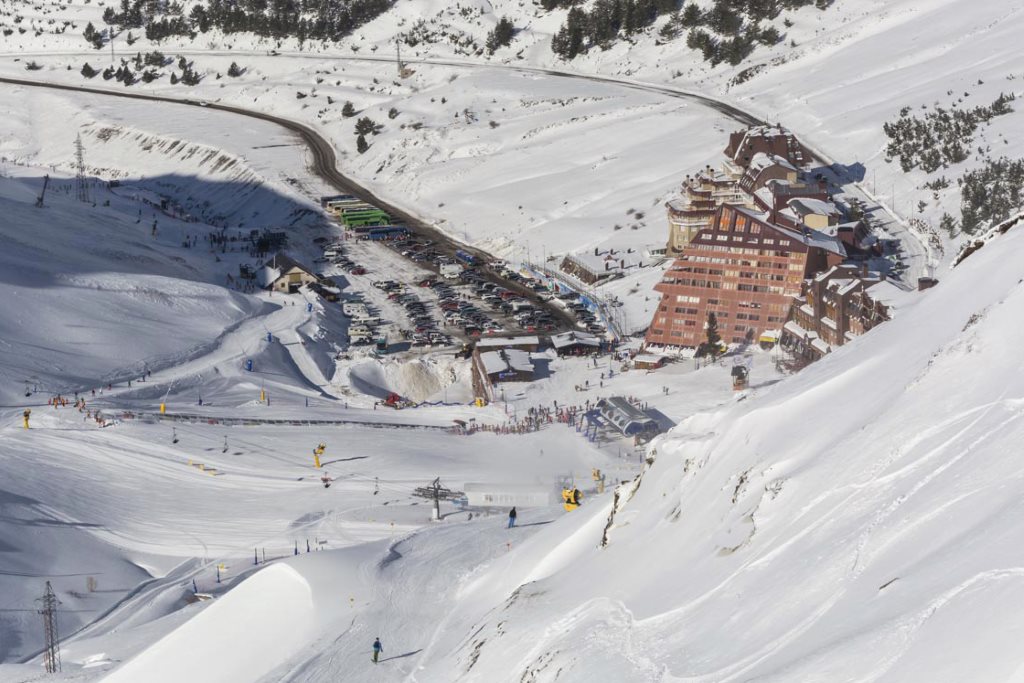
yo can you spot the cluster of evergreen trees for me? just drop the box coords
[957,157,1024,235]
[882,93,1016,173]
[551,0,821,61]
[485,16,515,54]
[101,0,395,44]
[82,52,200,86]
[83,21,104,49]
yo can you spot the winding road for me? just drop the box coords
[0,54,929,292]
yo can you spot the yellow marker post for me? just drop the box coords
[160,402,166,414]
[260,389,266,402]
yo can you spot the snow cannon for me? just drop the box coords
[562,487,582,512]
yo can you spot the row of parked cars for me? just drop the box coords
[341,296,380,346]
[372,280,452,347]
[563,300,607,335]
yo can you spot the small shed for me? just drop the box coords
[464,483,554,508]
[550,331,601,356]
[597,397,659,438]
[633,354,666,370]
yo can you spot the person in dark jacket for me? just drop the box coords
[508,507,517,529]
[372,637,383,663]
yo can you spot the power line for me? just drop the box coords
[37,581,61,674]
[74,134,89,204]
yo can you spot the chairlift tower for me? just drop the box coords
[413,477,462,520]
[395,34,414,78]
[74,134,89,203]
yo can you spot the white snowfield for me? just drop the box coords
[1,0,1023,680]
[75,193,1024,683]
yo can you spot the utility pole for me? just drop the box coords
[35,174,49,208]
[37,582,61,674]
[74,134,89,204]
[395,36,402,77]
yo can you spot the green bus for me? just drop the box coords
[342,209,390,227]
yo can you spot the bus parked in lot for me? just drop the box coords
[342,209,391,228]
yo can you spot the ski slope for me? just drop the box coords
[67,198,1024,683]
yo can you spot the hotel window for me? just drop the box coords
[750,224,761,234]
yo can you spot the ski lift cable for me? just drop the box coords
[163,423,414,488]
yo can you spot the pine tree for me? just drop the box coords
[679,2,702,27]
[227,61,243,77]
[388,107,399,119]
[81,62,98,78]
[703,311,722,359]
[356,134,369,154]
[342,101,356,117]
[485,16,515,53]
[355,116,382,136]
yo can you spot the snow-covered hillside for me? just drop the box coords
[2,0,1023,679]
[3,0,1020,258]
[38,218,1024,682]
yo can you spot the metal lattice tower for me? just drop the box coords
[37,581,61,674]
[74,134,89,203]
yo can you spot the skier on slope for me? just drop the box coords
[507,507,517,529]
[372,637,383,663]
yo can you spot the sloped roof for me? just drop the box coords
[480,349,534,376]
[263,252,314,277]
[551,331,601,349]
[476,336,540,348]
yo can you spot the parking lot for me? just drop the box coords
[307,223,607,352]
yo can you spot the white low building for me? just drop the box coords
[463,483,554,508]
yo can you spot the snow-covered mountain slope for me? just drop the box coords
[0,170,265,405]
[87,221,1024,682]
[439,223,1024,681]
[6,0,1021,268]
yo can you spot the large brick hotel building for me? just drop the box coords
[646,126,850,348]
